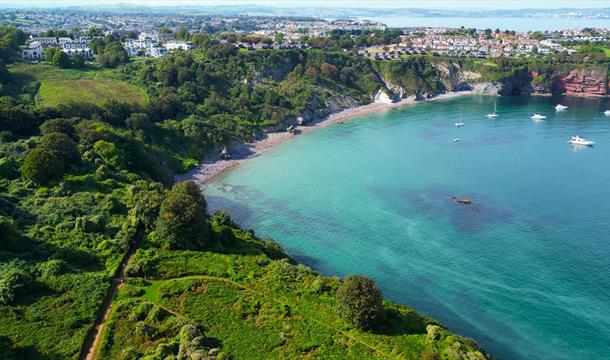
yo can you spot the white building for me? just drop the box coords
[62,39,94,59]
[164,40,194,51]
[145,46,167,58]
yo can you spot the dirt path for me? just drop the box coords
[78,225,144,360]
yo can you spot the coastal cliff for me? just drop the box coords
[377,59,609,99]
[549,66,609,96]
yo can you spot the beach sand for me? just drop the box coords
[175,91,475,186]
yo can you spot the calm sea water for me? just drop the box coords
[367,16,610,31]
[204,95,610,359]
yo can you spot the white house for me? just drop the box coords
[163,40,194,51]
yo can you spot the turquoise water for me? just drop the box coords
[203,95,610,359]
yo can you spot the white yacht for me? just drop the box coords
[453,138,460,142]
[531,113,546,120]
[568,136,595,146]
[454,122,464,127]
[486,102,499,118]
[604,110,610,116]
[555,104,568,111]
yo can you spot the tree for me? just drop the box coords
[39,132,80,165]
[0,26,27,63]
[336,275,383,330]
[52,51,71,68]
[40,118,77,139]
[154,181,210,250]
[274,32,285,45]
[21,148,64,184]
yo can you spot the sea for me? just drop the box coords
[204,95,610,359]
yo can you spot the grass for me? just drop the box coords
[8,63,148,107]
[96,232,488,360]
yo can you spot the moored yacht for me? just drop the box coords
[455,122,464,127]
[486,102,499,118]
[531,113,546,120]
[568,136,595,146]
[604,110,610,116]
[555,104,568,111]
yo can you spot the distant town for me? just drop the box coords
[3,10,609,62]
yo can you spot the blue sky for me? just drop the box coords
[3,0,610,9]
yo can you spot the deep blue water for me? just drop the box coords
[204,95,610,359]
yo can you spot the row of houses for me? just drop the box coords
[123,39,195,58]
[21,36,95,61]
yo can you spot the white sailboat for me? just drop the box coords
[454,122,464,127]
[486,102,499,118]
[604,110,610,116]
[531,113,546,120]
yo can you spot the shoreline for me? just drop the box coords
[176,91,476,186]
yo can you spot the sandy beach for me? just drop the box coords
[176,91,475,186]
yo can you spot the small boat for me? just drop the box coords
[453,138,460,142]
[568,135,595,146]
[486,102,499,118]
[604,110,610,116]
[454,122,464,127]
[531,113,546,120]
[555,104,568,111]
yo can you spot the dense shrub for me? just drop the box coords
[0,262,33,305]
[154,181,210,250]
[21,148,64,184]
[39,132,80,165]
[336,275,383,330]
[40,118,77,139]
[0,157,20,179]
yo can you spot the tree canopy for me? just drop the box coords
[336,275,383,330]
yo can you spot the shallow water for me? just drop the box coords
[204,95,610,359]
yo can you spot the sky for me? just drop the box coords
[2,0,609,10]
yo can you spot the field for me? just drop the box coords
[8,63,148,107]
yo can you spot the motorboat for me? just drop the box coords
[568,136,595,146]
[453,138,460,142]
[555,104,568,111]
[531,113,546,120]
[604,110,610,116]
[454,122,464,127]
[486,102,499,118]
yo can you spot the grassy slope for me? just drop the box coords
[8,63,148,107]
[97,233,488,360]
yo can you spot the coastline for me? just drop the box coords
[176,91,476,186]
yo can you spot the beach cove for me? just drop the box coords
[201,94,610,359]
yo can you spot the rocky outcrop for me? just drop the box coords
[551,67,609,96]
[374,89,397,104]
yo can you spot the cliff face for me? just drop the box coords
[550,67,609,96]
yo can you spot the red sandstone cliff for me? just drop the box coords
[551,67,609,97]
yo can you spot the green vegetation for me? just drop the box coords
[336,275,383,330]
[98,226,488,360]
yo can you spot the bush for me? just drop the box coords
[154,181,210,250]
[0,157,19,179]
[0,216,20,251]
[36,259,67,279]
[39,132,80,165]
[336,275,383,330]
[21,148,64,184]
[40,118,77,139]
[0,262,33,305]
[135,321,159,340]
